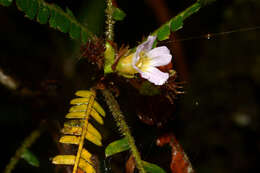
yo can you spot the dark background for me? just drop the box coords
[0,0,259,172]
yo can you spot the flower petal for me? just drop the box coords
[143,36,157,51]
[140,67,169,85]
[148,54,172,67]
[132,36,157,71]
[146,46,172,66]
[132,45,144,72]
[147,46,170,58]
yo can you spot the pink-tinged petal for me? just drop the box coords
[132,45,144,72]
[147,54,172,67]
[147,46,170,59]
[143,36,157,51]
[132,36,157,71]
[140,67,169,85]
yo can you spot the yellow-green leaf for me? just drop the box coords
[65,111,104,125]
[112,6,126,21]
[69,102,106,118]
[75,90,94,98]
[63,121,102,140]
[142,161,166,173]
[52,155,95,173]
[105,137,130,157]
[21,149,40,167]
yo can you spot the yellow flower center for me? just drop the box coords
[136,51,150,71]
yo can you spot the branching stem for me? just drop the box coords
[102,89,146,173]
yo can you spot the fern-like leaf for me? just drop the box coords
[52,90,106,173]
[0,0,96,43]
[152,1,201,41]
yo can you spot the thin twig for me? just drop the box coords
[4,127,43,173]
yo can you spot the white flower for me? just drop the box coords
[132,36,172,85]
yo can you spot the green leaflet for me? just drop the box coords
[142,161,166,173]
[112,6,126,21]
[37,3,49,24]
[49,5,70,33]
[0,0,13,6]
[157,24,171,41]
[105,137,130,157]
[105,138,166,172]
[16,0,38,20]
[0,0,96,42]
[152,2,201,41]
[21,149,40,167]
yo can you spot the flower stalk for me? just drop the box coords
[102,89,146,173]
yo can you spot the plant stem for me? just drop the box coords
[102,89,146,173]
[105,0,115,41]
[4,127,43,173]
[72,92,96,173]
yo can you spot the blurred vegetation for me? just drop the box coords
[0,0,260,173]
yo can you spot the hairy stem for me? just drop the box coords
[4,127,43,173]
[105,0,115,41]
[102,89,146,173]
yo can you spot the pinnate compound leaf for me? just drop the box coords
[21,149,40,167]
[0,0,12,6]
[112,6,126,21]
[152,2,201,41]
[0,0,96,42]
[142,161,166,173]
[105,137,130,157]
[53,90,105,173]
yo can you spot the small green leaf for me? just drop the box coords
[16,0,26,12]
[0,0,13,6]
[152,2,201,41]
[66,7,76,19]
[37,3,50,24]
[139,81,160,96]
[25,0,38,20]
[56,13,70,33]
[112,7,126,21]
[69,22,81,39]
[157,24,170,41]
[142,161,166,173]
[105,137,130,157]
[49,8,58,29]
[170,15,183,32]
[81,29,89,44]
[21,149,40,167]
[182,2,201,20]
